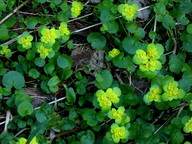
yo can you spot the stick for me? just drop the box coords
[0,0,30,25]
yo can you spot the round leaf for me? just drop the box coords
[94,70,113,89]
[87,32,106,50]
[3,71,25,89]
[57,54,73,69]
[18,102,34,117]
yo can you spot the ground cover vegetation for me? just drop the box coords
[0,0,192,143]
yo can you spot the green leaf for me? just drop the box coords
[35,103,55,123]
[169,54,185,74]
[44,63,55,74]
[187,24,192,34]
[34,57,45,67]
[18,102,34,117]
[100,9,115,23]
[48,76,60,86]
[104,20,119,34]
[28,68,40,79]
[0,132,15,144]
[126,22,137,33]
[3,71,25,89]
[170,129,184,144]
[134,28,146,40]
[15,94,31,106]
[80,130,95,144]
[60,118,75,130]
[82,109,98,126]
[35,0,47,3]
[24,16,39,29]
[64,85,76,104]
[0,25,9,41]
[122,37,142,54]
[94,70,113,89]
[87,32,106,50]
[27,118,51,144]
[0,0,6,11]
[49,85,59,93]
[182,41,192,52]
[41,81,51,94]
[149,31,157,40]
[162,15,176,30]
[57,54,73,69]
[7,0,16,7]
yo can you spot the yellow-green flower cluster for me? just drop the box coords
[118,3,138,21]
[100,24,108,32]
[0,45,12,58]
[133,43,164,72]
[96,87,121,111]
[16,136,38,144]
[110,123,129,143]
[162,80,185,101]
[108,48,120,58]
[40,27,60,45]
[71,1,84,18]
[144,76,186,104]
[108,106,130,124]
[37,43,52,59]
[183,117,192,133]
[59,22,70,36]
[17,32,33,49]
[144,85,162,104]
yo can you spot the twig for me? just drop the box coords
[72,22,102,33]
[0,0,30,25]
[152,15,157,43]
[152,111,165,124]
[115,73,124,84]
[18,11,54,17]
[34,96,66,110]
[68,13,93,23]
[154,114,175,134]
[15,128,30,137]
[3,110,12,133]
[46,128,80,140]
[172,38,177,54]
[177,106,185,117]
[101,119,112,127]
[144,15,155,30]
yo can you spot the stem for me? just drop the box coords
[152,15,157,43]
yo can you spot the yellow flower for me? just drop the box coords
[143,85,162,104]
[96,90,112,111]
[108,106,125,124]
[40,27,60,45]
[17,32,33,49]
[100,24,108,32]
[71,1,84,18]
[146,43,164,60]
[59,22,70,36]
[37,43,52,59]
[16,137,38,144]
[106,87,121,104]
[133,49,149,65]
[118,3,138,21]
[16,137,27,144]
[0,44,12,58]
[108,48,120,58]
[139,60,162,72]
[184,117,192,133]
[110,123,129,143]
